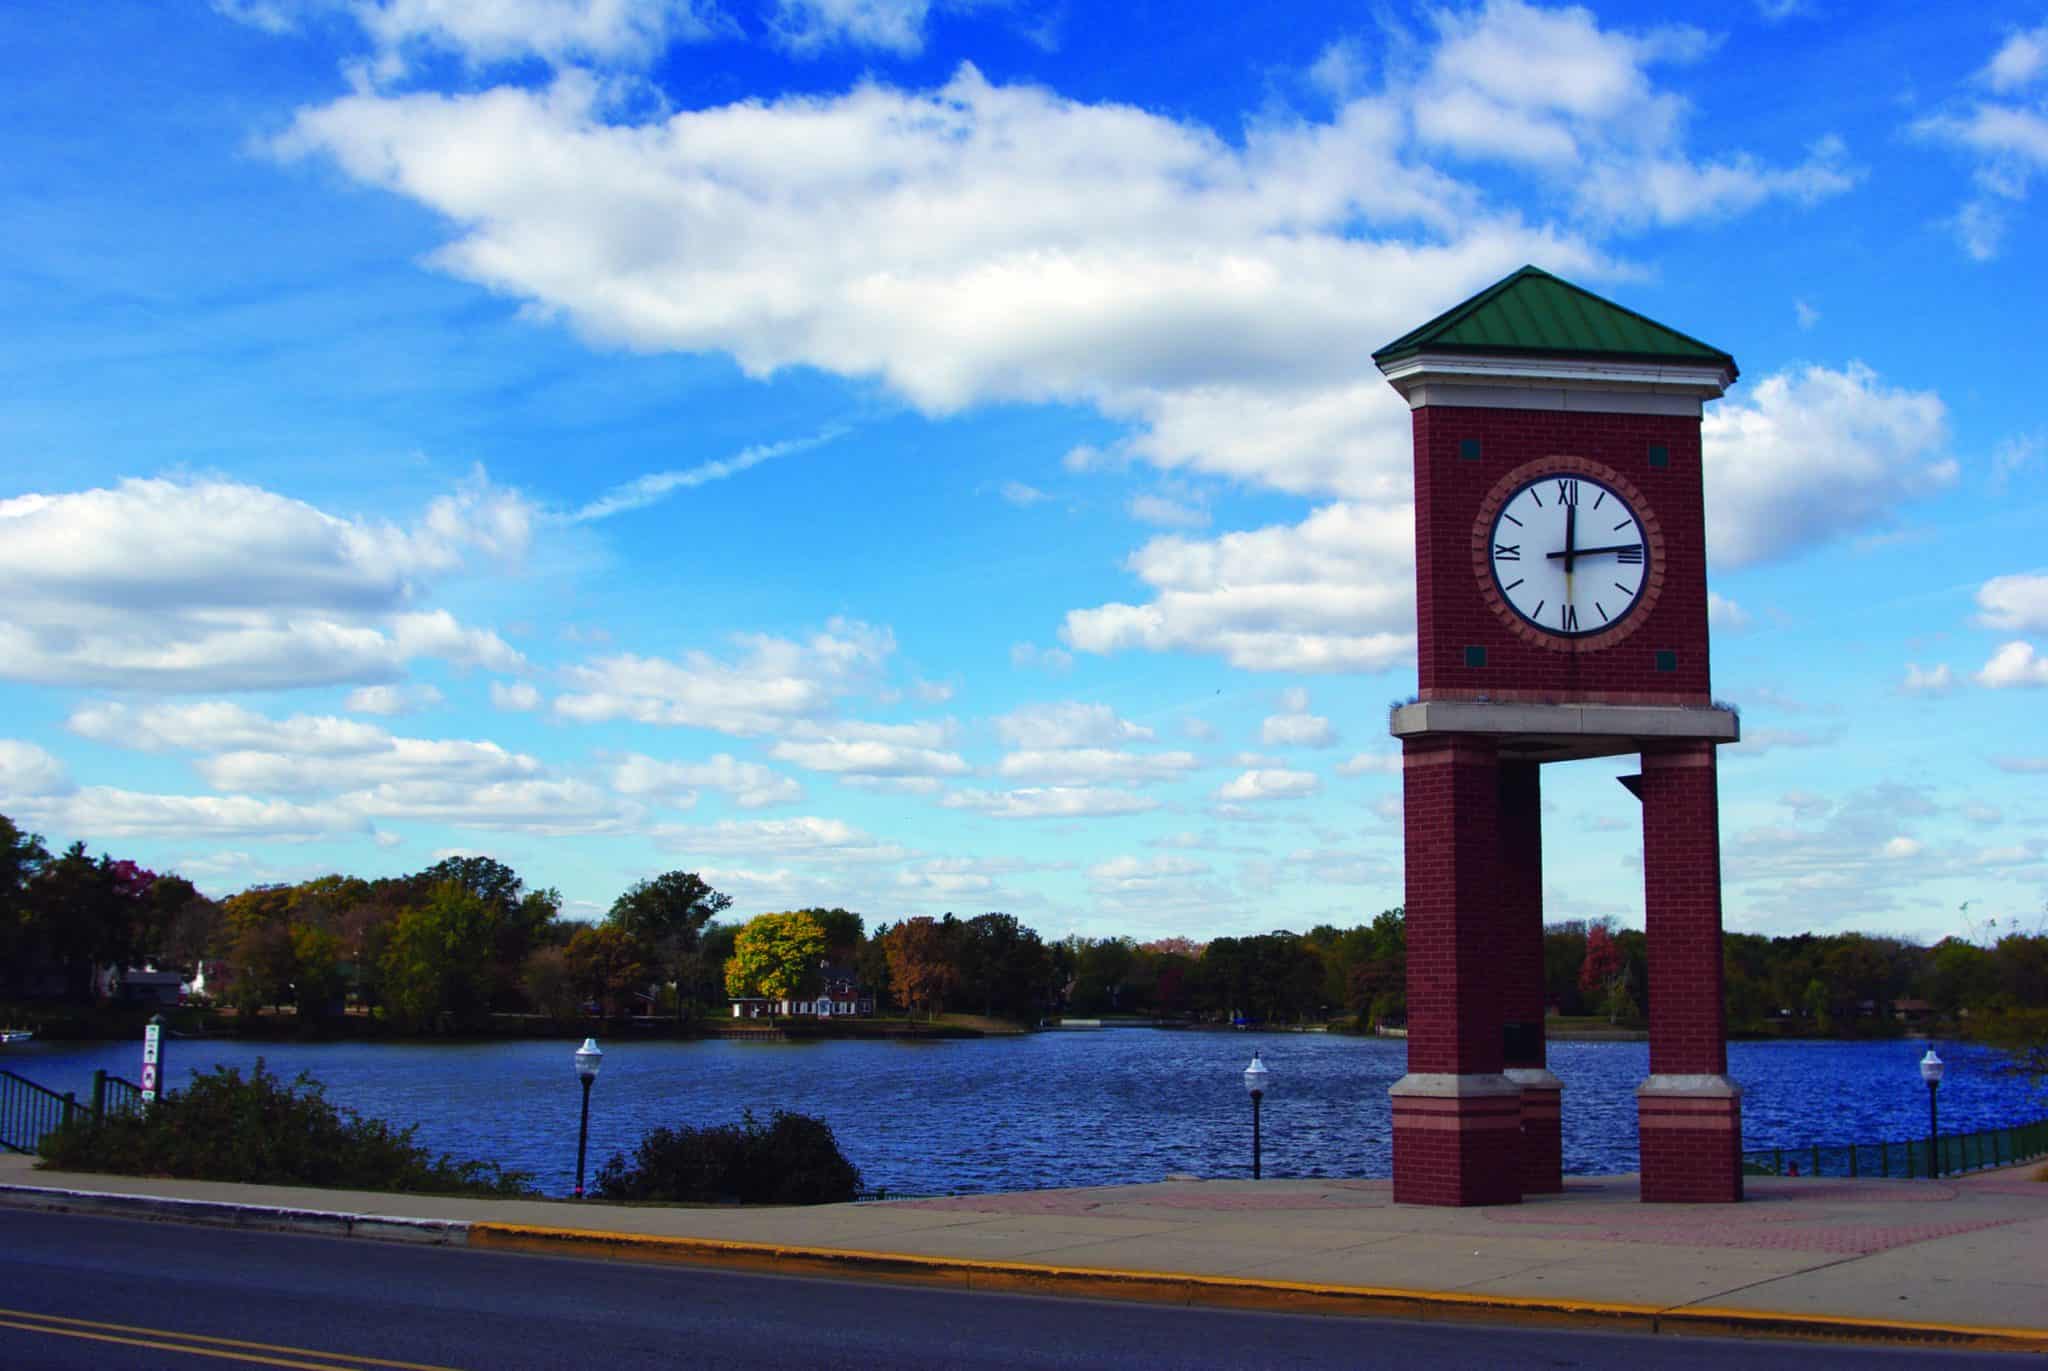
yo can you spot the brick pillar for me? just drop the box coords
[1499,761,1562,1195]
[1391,735,1521,1206]
[1635,742,1742,1203]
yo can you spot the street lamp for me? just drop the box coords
[1243,1053,1269,1180]
[573,1037,603,1198]
[1919,1048,1944,1180]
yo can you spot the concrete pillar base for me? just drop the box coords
[1390,1073,1523,1206]
[1506,1067,1564,1195]
[1636,1074,1743,1203]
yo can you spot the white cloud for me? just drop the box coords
[271,62,1627,504]
[1063,502,1415,672]
[1707,591,1751,631]
[490,680,543,711]
[345,683,445,715]
[1976,573,2048,632]
[1335,751,1400,776]
[1902,663,1956,696]
[218,0,728,76]
[1913,26,2048,259]
[572,429,843,521]
[1881,836,1924,859]
[1128,492,1210,529]
[769,0,932,55]
[0,476,529,691]
[657,815,907,862]
[999,481,1049,507]
[1977,641,2048,688]
[1409,0,1854,229]
[1009,642,1074,673]
[1215,768,1320,801]
[995,702,1153,749]
[997,748,1199,784]
[768,737,969,778]
[942,786,1160,819]
[196,738,541,794]
[339,777,627,834]
[1793,298,1819,329]
[1986,24,2048,92]
[555,618,892,733]
[33,787,367,841]
[1702,364,1953,567]
[68,701,388,754]
[0,740,72,800]
[1261,713,1336,747]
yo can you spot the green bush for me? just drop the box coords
[594,1110,861,1205]
[38,1060,535,1197]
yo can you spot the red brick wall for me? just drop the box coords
[1411,404,1711,704]
[1401,736,1504,1077]
[1498,761,1545,1065]
[1640,743,1728,1077]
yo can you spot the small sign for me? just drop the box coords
[142,1021,162,1104]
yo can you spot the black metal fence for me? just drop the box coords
[0,1068,147,1154]
[0,1069,83,1154]
[1743,1117,2048,1179]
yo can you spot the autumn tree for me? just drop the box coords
[565,923,652,1019]
[1579,923,1628,1023]
[725,911,828,1002]
[884,916,959,1019]
[608,871,731,1021]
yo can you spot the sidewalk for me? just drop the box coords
[4,1151,2044,1352]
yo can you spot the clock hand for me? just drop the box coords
[1563,500,1576,612]
[1546,543,1642,559]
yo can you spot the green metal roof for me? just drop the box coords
[1373,266,1736,377]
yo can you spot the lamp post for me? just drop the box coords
[1919,1048,1944,1179]
[1243,1053,1269,1180]
[573,1037,603,1198]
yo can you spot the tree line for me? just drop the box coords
[3,812,2043,1033]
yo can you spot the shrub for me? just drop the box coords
[38,1060,535,1197]
[594,1110,861,1205]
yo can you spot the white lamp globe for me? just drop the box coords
[1918,1048,1944,1087]
[574,1037,604,1081]
[1243,1053,1269,1096]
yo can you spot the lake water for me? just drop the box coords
[9,1033,2041,1198]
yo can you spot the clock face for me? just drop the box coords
[1488,473,1650,638]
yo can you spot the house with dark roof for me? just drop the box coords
[730,962,876,1018]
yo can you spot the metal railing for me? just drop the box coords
[0,1069,147,1155]
[1743,1117,2048,1179]
[0,1069,83,1154]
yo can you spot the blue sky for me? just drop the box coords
[1,0,2043,943]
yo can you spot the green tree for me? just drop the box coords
[608,871,732,1022]
[726,911,828,1003]
[378,882,503,1031]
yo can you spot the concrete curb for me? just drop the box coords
[0,1183,468,1246]
[6,1184,2045,1354]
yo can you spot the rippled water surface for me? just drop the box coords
[11,1033,2040,1197]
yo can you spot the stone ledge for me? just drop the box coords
[1390,701,1738,762]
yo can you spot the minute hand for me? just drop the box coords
[1548,543,1640,559]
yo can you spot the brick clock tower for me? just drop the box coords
[1372,267,1743,1206]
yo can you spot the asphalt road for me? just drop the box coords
[0,1209,2014,1370]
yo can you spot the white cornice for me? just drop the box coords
[1377,349,1735,410]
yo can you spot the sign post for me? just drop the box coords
[141,1013,165,1106]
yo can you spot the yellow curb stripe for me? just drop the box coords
[0,1307,461,1370]
[466,1222,2048,1353]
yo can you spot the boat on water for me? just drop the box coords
[0,1029,34,1045]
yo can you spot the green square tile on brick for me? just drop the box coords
[1653,650,1677,672]
[1458,439,1481,461]
[1464,645,1487,668]
[1648,444,1669,468]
